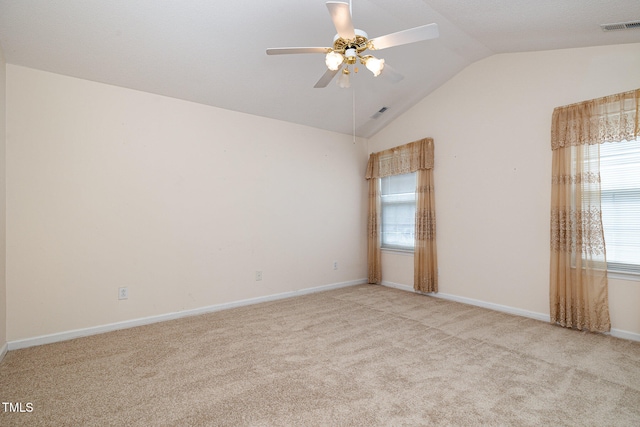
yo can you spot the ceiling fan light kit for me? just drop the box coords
[266,1,439,88]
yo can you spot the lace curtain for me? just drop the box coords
[550,88,639,332]
[366,138,434,178]
[367,169,382,284]
[366,138,438,292]
[414,168,438,293]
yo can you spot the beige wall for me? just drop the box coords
[0,44,6,350]
[6,65,368,341]
[369,43,640,336]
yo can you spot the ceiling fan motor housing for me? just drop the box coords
[345,48,357,63]
[332,29,370,55]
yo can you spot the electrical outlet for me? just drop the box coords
[118,287,129,300]
[255,271,262,281]
[333,261,338,270]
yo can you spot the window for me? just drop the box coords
[380,172,416,251]
[599,139,640,275]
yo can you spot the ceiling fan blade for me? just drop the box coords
[369,23,439,51]
[326,2,356,40]
[314,68,340,88]
[266,47,330,55]
[380,63,404,83]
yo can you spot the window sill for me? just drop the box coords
[381,248,414,256]
[608,271,640,282]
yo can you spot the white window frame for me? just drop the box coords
[380,172,416,252]
[599,138,640,281]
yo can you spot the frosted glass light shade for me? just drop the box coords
[365,57,385,77]
[337,70,351,88]
[325,51,344,71]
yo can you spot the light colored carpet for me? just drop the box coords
[1,284,639,426]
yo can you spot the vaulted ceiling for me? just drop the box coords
[1,0,639,137]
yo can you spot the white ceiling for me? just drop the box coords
[1,0,639,138]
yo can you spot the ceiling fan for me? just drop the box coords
[266,1,439,88]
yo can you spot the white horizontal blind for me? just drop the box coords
[380,172,416,250]
[599,138,640,274]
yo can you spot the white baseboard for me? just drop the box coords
[609,328,640,342]
[7,279,366,351]
[382,281,640,342]
[383,280,549,322]
[431,291,550,323]
[0,342,7,362]
[7,278,637,352]
[381,281,415,293]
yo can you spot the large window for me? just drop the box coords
[599,139,640,275]
[380,172,416,251]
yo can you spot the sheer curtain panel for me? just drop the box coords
[550,88,639,332]
[367,154,382,284]
[414,167,438,292]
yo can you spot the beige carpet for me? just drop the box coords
[1,284,639,426]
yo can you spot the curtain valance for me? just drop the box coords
[551,88,639,150]
[366,138,434,179]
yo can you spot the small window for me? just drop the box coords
[599,139,640,275]
[380,172,416,251]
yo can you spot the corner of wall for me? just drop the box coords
[0,42,8,359]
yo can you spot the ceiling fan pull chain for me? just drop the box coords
[353,89,356,143]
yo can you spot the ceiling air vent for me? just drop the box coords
[370,107,388,119]
[601,20,640,31]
